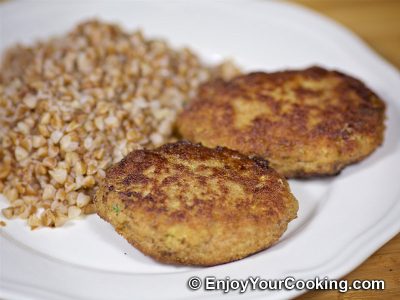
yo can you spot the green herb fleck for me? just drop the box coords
[112,204,121,215]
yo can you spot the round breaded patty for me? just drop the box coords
[176,66,386,178]
[95,141,298,266]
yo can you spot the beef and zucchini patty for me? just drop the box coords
[95,141,298,266]
[177,66,386,178]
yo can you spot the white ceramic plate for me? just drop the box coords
[1,1,399,299]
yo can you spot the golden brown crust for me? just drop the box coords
[176,66,386,178]
[94,141,298,266]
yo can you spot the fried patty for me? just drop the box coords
[95,141,298,266]
[176,66,386,178]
